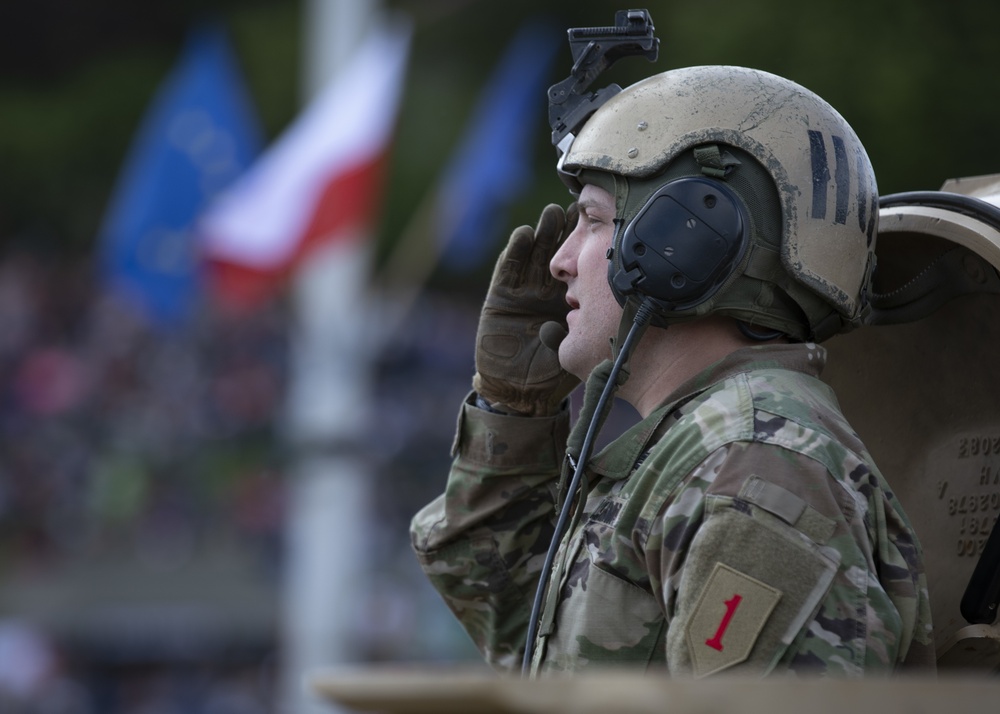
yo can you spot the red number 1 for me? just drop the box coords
[705,594,742,651]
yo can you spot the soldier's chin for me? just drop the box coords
[557,338,595,383]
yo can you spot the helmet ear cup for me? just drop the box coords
[609,176,750,312]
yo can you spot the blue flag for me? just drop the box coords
[98,23,263,326]
[436,19,559,270]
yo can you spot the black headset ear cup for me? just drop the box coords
[609,176,749,311]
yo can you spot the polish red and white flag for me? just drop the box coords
[198,18,411,310]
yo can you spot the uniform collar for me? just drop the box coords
[586,343,827,480]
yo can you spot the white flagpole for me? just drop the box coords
[277,0,378,712]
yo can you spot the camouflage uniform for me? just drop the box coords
[411,343,936,677]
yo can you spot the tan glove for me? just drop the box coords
[472,203,580,416]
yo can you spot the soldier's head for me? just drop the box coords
[552,65,877,346]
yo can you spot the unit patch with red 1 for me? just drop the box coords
[686,562,783,677]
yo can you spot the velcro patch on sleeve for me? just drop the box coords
[686,562,782,678]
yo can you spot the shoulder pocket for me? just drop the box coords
[667,496,841,677]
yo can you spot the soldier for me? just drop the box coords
[411,64,935,678]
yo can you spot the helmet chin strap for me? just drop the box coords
[610,296,655,363]
[736,320,786,342]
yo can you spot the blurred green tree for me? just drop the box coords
[0,0,996,290]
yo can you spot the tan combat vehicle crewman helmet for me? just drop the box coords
[559,65,878,342]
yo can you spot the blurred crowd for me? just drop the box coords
[0,250,289,576]
[0,247,485,712]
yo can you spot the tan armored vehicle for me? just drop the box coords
[825,174,1000,670]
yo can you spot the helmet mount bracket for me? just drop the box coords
[547,9,659,150]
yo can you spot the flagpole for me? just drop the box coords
[278,0,378,712]
[372,185,443,336]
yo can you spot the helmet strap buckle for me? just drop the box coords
[694,145,741,178]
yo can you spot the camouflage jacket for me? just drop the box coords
[411,344,936,677]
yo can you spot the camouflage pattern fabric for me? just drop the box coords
[411,343,936,677]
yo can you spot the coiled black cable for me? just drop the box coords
[520,299,656,676]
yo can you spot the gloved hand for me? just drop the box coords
[472,203,580,416]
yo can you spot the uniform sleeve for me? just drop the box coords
[655,440,925,677]
[410,393,570,672]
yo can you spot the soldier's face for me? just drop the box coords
[549,183,622,380]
